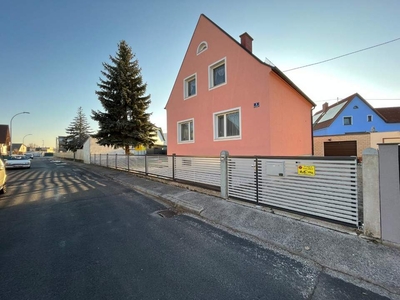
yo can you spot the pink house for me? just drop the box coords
[165,14,315,156]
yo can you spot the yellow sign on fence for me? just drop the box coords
[297,165,315,176]
[134,144,146,151]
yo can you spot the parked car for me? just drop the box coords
[25,153,34,159]
[4,155,31,169]
[0,158,6,194]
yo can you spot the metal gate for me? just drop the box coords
[379,144,400,245]
[228,156,359,226]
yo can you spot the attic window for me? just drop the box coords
[353,106,359,109]
[197,42,208,55]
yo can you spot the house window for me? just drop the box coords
[209,58,226,89]
[184,74,197,99]
[367,115,373,122]
[343,116,352,126]
[197,41,208,55]
[178,119,194,143]
[214,108,241,140]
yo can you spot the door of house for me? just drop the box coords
[324,141,357,157]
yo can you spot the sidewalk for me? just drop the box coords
[73,161,400,299]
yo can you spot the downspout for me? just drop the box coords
[311,106,316,155]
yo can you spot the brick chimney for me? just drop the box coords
[322,102,329,113]
[240,32,253,53]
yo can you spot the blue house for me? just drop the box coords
[313,93,400,160]
[313,93,400,136]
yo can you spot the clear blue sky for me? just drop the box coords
[1,0,399,148]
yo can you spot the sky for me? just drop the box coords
[1,0,399,148]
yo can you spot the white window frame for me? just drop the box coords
[183,73,197,99]
[343,116,353,126]
[177,118,194,144]
[197,41,208,55]
[209,57,227,90]
[213,107,241,141]
[367,115,373,122]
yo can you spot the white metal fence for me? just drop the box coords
[228,156,359,226]
[89,153,359,226]
[90,154,221,189]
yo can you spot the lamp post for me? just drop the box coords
[23,134,33,151]
[10,112,30,155]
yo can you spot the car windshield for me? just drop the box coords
[8,156,26,160]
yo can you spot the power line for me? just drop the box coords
[283,37,400,72]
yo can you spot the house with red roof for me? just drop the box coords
[313,93,400,159]
[165,14,315,156]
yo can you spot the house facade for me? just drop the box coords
[10,143,27,155]
[313,93,400,158]
[0,125,10,156]
[165,14,315,156]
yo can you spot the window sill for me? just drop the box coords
[214,136,241,142]
[184,94,197,100]
[209,82,226,91]
[178,140,195,144]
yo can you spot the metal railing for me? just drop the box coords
[90,154,221,189]
[90,153,359,226]
[227,156,359,226]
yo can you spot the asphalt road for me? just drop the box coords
[0,158,390,299]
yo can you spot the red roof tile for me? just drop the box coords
[375,107,400,123]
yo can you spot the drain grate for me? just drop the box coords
[157,210,177,218]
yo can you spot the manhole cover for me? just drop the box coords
[157,210,177,218]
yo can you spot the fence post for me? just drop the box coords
[220,150,229,199]
[255,156,259,204]
[127,154,130,171]
[99,154,102,166]
[362,148,381,238]
[172,153,176,181]
[145,154,148,175]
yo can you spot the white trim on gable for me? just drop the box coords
[197,41,208,55]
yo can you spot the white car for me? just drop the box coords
[5,155,31,169]
[0,158,6,194]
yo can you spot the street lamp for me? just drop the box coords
[23,134,33,149]
[10,112,30,155]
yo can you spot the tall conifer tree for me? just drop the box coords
[65,106,92,155]
[92,40,155,154]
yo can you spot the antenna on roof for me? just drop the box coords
[264,57,275,67]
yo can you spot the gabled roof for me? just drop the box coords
[0,125,10,144]
[375,107,400,123]
[312,93,398,130]
[313,94,357,130]
[13,143,23,149]
[165,14,315,108]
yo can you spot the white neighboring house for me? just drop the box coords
[10,143,27,155]
[79,127,167,163]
